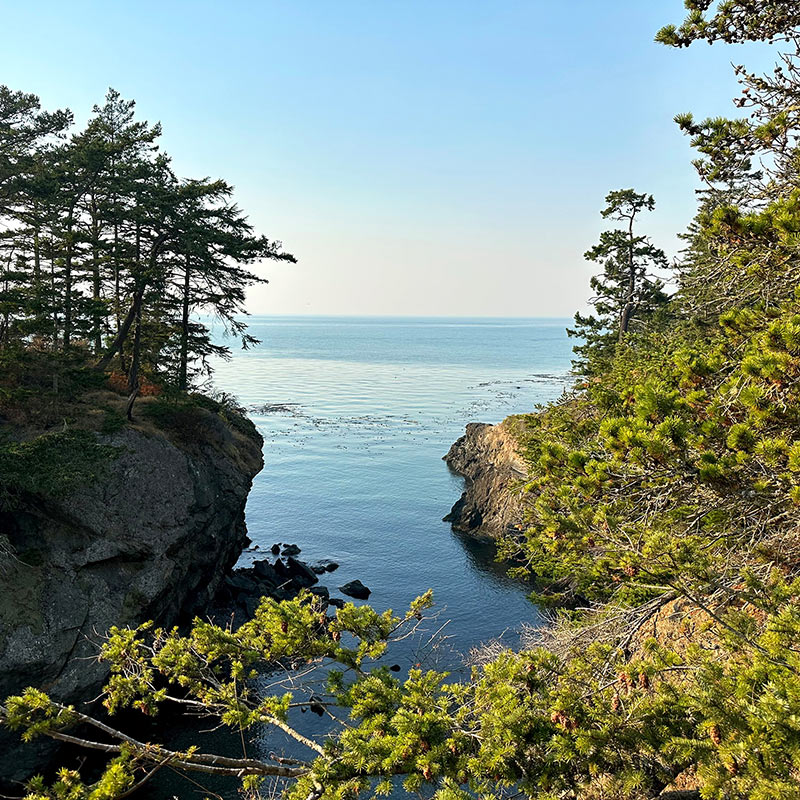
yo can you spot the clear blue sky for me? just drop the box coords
[0,1,776,316]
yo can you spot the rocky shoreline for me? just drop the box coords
[0,407,521,785]
[217,541,371,622]
[443,420,528,538]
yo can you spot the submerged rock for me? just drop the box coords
[312,559,339,574]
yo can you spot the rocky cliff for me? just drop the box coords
[0,403,263,785]
[443,420,528,538]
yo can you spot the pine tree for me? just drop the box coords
[657,1,800,47]
[0,85,295,412]
[568,189,668,374]
[0,89,70,348]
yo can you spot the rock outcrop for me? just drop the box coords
[443,421,527,538]
[0,409,263,785]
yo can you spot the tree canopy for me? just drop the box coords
[568,190,669,375]
[656,1,800,47]
[0,87,295,416]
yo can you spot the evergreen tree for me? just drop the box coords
[17,6,800,798]
[75,89,162,354]
[0,85,294,414]
[568,189,668,374]
[166,177,295,390]
[0,89,70,348]
[657,1,800,47]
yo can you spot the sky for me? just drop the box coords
[0,1,778,317]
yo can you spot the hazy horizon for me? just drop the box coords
[234,313,574,319]
[0,1,776,317]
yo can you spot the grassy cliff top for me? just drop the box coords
[0,349,262,510]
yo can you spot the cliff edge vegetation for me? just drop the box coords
[0,84,295,420]
[8,3,800,800]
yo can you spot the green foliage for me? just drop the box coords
[0,84,295,417]
[0,429,118,509]
[502,293,800,607]
[139,391,258,451]
[569,189,669,375]
[3,592,441,800]
[10,584,800,800]
[11,5,800,800]
[656,1,800,47]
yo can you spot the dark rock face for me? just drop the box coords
[0,418,263,785]
[286,557,319,588]
[443,421,527,539]
[339,579,371,600]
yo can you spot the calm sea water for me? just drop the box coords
[149,317,574,797]
[211,316,573,663]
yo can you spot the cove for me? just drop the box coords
[211,316,574,663]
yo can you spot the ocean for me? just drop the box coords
[210,316,574,665]
[146,315,576,797]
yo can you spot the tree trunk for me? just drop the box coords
[113,218,121,332]
[125,296,143,420]
[96,232,169,371]
[179,253,191,390]
[62,210,74,351]
[618,214,637,343]
[32,203,41,284]
[91,194,102,353]
[95,286,140,371]
[0,261,9,348]
[49,242,59,351]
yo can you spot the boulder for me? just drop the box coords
[339,580,371,600]
[286,557,319,588]
[273,559,290,580]
[226,573,260,595]
[252,560,279,584]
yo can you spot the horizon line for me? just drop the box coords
[235,312,575,320]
